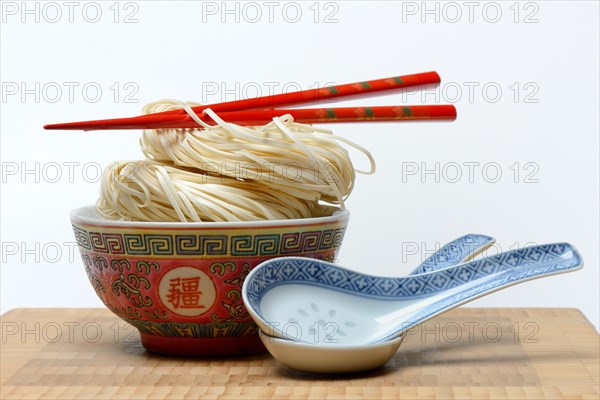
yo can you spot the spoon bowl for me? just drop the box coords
[259,330,405,374]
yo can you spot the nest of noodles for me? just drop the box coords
[96,101,374,222]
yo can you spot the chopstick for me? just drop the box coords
[45,105,456,130]
[44,71,446,131]
[134,71,441,115]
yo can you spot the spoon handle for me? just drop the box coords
[375,243,583,343]
[410,234,495,275]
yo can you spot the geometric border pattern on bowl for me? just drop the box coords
[73,226,346,257]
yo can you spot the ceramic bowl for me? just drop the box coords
[70,206,349,357]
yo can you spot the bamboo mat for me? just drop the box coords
[1,308,598,399]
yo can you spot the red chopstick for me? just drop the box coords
[44,72,446,131]
[45,105,456,130]
[136,71,441,116]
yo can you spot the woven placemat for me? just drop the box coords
[1,308,598,399]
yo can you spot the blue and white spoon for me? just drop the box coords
[244,242,582,373]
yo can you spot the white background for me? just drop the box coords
[1,1,598,331]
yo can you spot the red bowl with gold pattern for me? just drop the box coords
[70,206,349,356]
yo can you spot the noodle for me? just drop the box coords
[97,100,375,222]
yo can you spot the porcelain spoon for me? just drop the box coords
[243,243,582,372]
